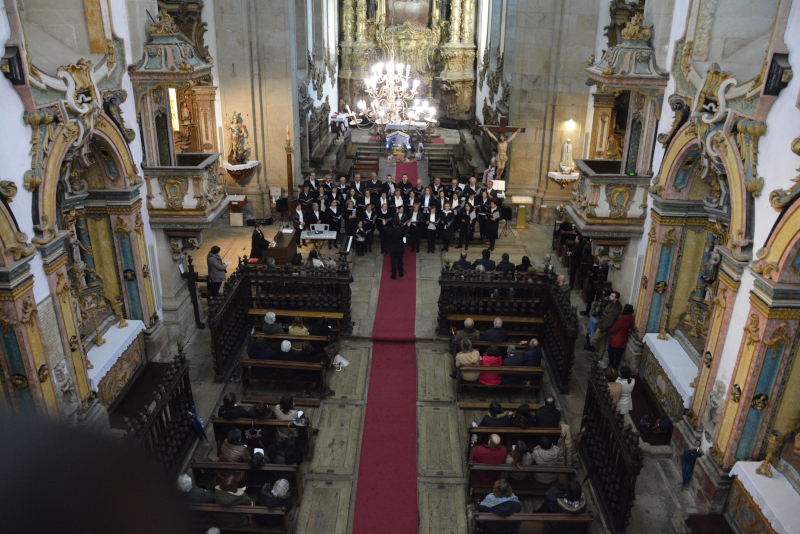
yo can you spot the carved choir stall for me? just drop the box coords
[206,258,354,381]
[436,265,579,393]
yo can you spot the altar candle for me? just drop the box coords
[286,125,290,141]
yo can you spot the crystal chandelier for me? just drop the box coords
[345,52,438,132]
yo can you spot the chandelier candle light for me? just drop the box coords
[345,53,438,133]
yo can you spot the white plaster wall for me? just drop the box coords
[202,0,224,154]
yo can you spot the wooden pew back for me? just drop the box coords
[188,503,291,533]
[467,462,576,496]
[467,426,561,459]
[211,417,314,461]
[191,460,303,499]
[239,359,327,394]
[472,512,594,534]
[456,365,543,402]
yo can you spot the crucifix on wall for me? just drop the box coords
[482,117,525,180]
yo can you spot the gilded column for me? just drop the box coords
[134,212,156,323]
[75,212,98,286]
[342,0,355,42]
[450,0,462,43]
[461,0,475,44]
[355,0,368,42]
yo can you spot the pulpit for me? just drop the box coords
[511,196,533,229]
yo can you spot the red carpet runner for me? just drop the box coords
[352,162,419,533]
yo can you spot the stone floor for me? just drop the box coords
[182,178,689,533]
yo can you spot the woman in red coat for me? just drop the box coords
[607,304,634,368]
[479,345,504,385]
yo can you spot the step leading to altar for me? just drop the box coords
[86,320,146,407]
[725,461,800,534]
[641,333,699,422]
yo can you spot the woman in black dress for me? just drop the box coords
[325,199,342,249]
[426,206,440,253]
[407,204,422,252]
[344,199,359,236]
[477,190,491,241]
[486,200,500,251]
[457,202,476,250]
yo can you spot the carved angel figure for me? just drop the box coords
[226,115,248,164]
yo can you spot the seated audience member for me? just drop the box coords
[177,474,214,523]
[617,365,635,415]
[505,440,532,481]
[469,434,508,482]
[479,345,503,385]
[521,338,542,367]
[496,253,515,273]
[481,317,509,342]
[218,393,252,420]
[535,396,562,428]
[472,248,496,271]
[251,402,275,420]
[261,312,285,335]
[309,316,330,337]
[274,394,300,439]
[512,403,534,429]
[531,436,560,484]
[557,274,571,294]
[247,336,274,361]
[453,251,472,270]
[537,480,587,534]
[478,479,522,534]
[219,429,251,464]
[255,479,294,528]
[501,346,524,385]
[212,475,251,528]
[455,317,481,345]
[542,253,556,279]
[606,366,622,406]
[288,316,309,351]
[480,401,512,427]
[516,256,532,273]
[454,339,481,381]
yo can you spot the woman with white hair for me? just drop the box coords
[261,312,285,335]
[255,479,293,527]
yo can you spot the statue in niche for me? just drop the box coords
[225,113,249,165]
[702,380,725,442]
[701,247,721,284]
[53,360,79,426]
[560,138,576,174]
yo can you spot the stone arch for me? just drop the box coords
[752,199,800,284]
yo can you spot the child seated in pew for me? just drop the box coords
[478,479,522,534]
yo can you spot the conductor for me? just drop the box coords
[383,219,407,280]
[250,221,270,259]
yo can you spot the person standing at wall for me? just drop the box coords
[206,246,230,298]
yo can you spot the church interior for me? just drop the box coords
[3,1,800,533]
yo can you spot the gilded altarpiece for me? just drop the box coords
[338,0,476,120]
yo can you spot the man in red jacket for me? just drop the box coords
[607,304,635,368]
[470,434,507,482]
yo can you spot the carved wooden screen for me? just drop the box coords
[541,285,579,394]
[579,362,642,533]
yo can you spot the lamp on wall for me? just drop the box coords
[565,119,577,130]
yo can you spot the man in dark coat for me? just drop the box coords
[501,346,525,385]
[496,253,515,273]
[384,220,406,279]
[472,248,496,271]
[250,222,270,258]
[481,318,509,342]
[453,251,472,270]
[535,396,562,428]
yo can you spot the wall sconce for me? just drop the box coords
[565,119,577,130]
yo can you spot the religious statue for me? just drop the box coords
[701,247,722,284]
[702,380,725,442]
[226,114,248,165]
[560,138,575,174]
[482,126,522,181]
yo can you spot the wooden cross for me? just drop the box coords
[482,116,526,135]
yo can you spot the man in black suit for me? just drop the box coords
[453,251,472,270]
[501,346,525,385]
[367,172,382,194]
[382,174,396,197]
[303,172,319,194]
[472,249,496,271]
[481,317,509,342]
[535,396,562,428]
[496,253,515,273]
[292,204,309,246]
[352,173,365,196]
[250,221,270,258]
[398,173,414,195]
[431,176,443,194]
[384,219,406,279]
[298,184,315,212]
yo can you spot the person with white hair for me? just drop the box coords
[177,474,215,523]
[455,317,481,346]
[255,479,294,527]
[261,312,285,335]
[481,317,509,343]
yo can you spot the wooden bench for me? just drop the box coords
[467,426,562,459]
[211,418,314,460]
[248,310,344,333]
[446,315,544,338]
[451,340,532,357]
[252,333,330,344]
[457,366,543,402]
[458,402,540,411]
[241,395,321,407]
[472,512,594,534]
[240,359,326,395]
[188,503,293,533]
[468,463,577,496]
[191,461,303,499]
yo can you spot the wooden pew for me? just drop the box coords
[211,418,314,461]
[252,333,330,346]
[451,340,531,357]
[191,461,303,500]
[446,314,544,337]
[459,402,540,411]
[472,512,594,534]
[456,366,543,402]
[467,426,562,459]
[188,503,293,533]
[240,359,326,395]
[248,310,344,333]
[467,463,577,496]
[241,395,321,407]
